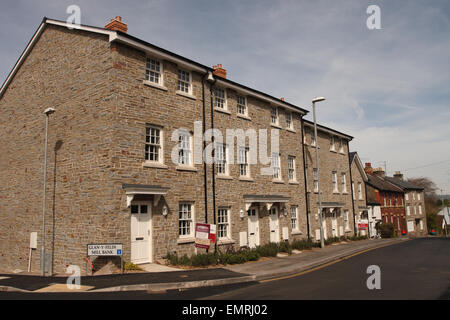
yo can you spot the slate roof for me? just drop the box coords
[384,177,424,191]
[366,175,404,193]
[366,185,381,205]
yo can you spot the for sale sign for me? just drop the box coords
[195,223,211,249]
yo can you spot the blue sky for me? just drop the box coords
[1,0,450,193]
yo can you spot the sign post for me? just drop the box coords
[195,223,211,249]
[86,244,123,275]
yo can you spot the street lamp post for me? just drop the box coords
[312,97,325,248]
[41,107,55,276]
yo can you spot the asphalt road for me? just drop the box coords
[1,238,448,300]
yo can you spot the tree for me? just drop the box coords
[406,177,438,198]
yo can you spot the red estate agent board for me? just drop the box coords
[195,223,211,249]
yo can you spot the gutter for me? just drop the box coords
[348,145,357,236]
[300,117,311,239]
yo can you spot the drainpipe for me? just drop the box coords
[201,75,208,225]
[208,74,218,253]
[300,117,311,240]
[348,147,357,237]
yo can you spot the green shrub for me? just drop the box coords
[190,253,217,267]
[278,241,293,255]
[255,243,279,257]
[123,262,144,271]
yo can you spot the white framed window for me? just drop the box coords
[288,156,296,181]
[286,112,293,129]
[271,107,279,125]
[344,210,350,231]
[216,143,228,175]
[405,193,409,201]
[177,69,191,94]
[145,57,162,85]
[383,196,387,207]
[303,129,308,145]
[414,206,417,215]
[358,182,363,200]
[238,147,249,177]
[313,168,319,192]
[339,139,344,153]
[341,173,347,193]
[407,206,410,215]
[352,182,355,198]
[145,125,163,163]
[179,203,194,238]
[413,192,415,200]
[419,205,422,214]
[272,153,281,180]
[237,95,247,116]
[332,171,338,193]
[217,208,230,239]
[290,206,299,231]
[214,88,227,110]
[417,193,421,200]
[178,130,192,166]
[330,136,335,151]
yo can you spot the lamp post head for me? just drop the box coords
[44,108,55,115]
[312,97,326,103]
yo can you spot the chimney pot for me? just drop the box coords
[105,16,128,33]
[212,64,227,79]
[281,97,285,101]
[364,162,373,175]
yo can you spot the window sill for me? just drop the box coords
[218,239,235,245]
[270,124,283,129]
[286,128,296,133]
[291,231,302,235]
[176,165,198,172]
[176,90,197,100]
[239,177,254,182]
[333,191,340,194]
[142,161,168,169]
[215,108,231,115]
[237,114,252,121]
[217,175,233,180]
[272,179,285,184]
[143,80,168,91]
[330,149,337,153]
[289,181,299,185]
[177,238,195,244]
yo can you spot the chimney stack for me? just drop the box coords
[394,171,404,180]
[373,167,385,178]
[105,16,128,33]
[364,162,373,175]
[212,64,227,78]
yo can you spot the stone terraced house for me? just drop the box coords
[0,17,359,274]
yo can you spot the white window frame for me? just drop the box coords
[145,57,163,85]
[286,112,293,130]
[290,206,299,231]
[330,136,336,151]
[405,193,409,201]
[237,95,247,116]
[352,182,355,198]
[407,206,410,215]
[358,182,363,200]
[271,107,279,125]
[272,153,281,180]
[311,131,317,147]
[332,171,338,193]
[177,130,193,166]
[417,193,421,200]
[216,143,229,175]
[238,146,250,177]
[419,205,422,214]
[341,173,347,193]
[413,192,415,200]
[177,69,192,95]
[313,168,319,193]
[145,125,163,164]
[344,210,350,231]
[288,156,296,182]
[217,208,231,240]
[214,87,227,110]
[178,203,194,238]
[339,139,344,153]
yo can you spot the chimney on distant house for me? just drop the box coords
[212,64,227,78]
[364,163,373,175]
[373,167,385,178]
[105,16,128,33]
[394,171,404,180]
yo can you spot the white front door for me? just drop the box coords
[322,210,328,240]
[130,202,152,264]
[331,211,338,237]
[248,207,260,248]
[269,206,280,243]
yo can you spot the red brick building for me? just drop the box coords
[364,164,406,235]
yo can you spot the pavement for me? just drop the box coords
[0,237,407,293]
